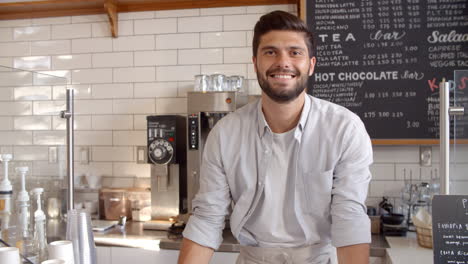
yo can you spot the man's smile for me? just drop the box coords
[267,69,299,82]
[269,74,296,80]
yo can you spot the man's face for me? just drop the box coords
[253,30,316,103]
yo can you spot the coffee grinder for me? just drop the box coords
[144,115,187,230]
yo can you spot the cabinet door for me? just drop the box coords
[154,249,180,263]
[96,246,111,264]
[111,247,157,264]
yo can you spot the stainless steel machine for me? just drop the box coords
[186,91,248,214]
[146,115,187,222]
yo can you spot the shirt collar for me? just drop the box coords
[257,95,311,138]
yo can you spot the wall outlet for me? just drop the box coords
[80,147,89,164]
[419,146,432,166]
[137,146,147,164]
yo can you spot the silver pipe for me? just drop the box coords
[449,106,465,116]
[439,81,450,195]
[60,88,74,210]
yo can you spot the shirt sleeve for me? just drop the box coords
[182,125,232,250]
[330,117,373,248]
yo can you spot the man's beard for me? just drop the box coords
[256,66,309,103]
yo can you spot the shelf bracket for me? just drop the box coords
[104,0,118,38]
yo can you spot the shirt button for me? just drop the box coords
[264,149,270,154]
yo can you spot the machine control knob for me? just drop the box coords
[148,138,173,164]
[152,146,166,160]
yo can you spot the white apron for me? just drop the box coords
[235,244,337,264]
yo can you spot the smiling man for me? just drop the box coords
[178,11,373,264]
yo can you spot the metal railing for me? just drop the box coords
[439,81,465,195]
[60,88,75,211]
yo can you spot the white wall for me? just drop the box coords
[0,4,466,206]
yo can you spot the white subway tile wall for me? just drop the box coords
[0,28,14,42]
[14,56,51,71]
[0,4,466,202]
[0,87,15,101]
[14,26,51,41]
[52,54,92,70]
[31,40,71,55]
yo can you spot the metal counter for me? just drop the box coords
[92,221,389,256]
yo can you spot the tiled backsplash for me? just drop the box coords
[0,4,466,207]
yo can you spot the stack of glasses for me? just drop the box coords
[194,74,246,92]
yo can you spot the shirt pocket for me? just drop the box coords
[302,169,334,215]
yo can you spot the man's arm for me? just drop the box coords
[178,238,214,264]
[330,117,373,255]
[337,243,370,264]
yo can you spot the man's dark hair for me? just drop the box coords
[252,11,315,58]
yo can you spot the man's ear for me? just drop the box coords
[252,56,257,73]
[308,56,316,76]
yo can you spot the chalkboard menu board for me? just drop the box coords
[432,195,468,264]
[306,0,468,140]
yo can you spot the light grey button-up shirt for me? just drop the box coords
[183,94,373,251]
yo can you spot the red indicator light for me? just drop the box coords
[169,137,174,142]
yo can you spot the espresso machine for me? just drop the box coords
[186,91,249,214]
[145,115,187,228]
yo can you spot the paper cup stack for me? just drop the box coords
[0,247,20,264]
[47,240,75,264]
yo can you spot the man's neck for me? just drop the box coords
[261,92,306,133]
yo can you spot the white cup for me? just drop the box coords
[42,260,66,264]
[84,201,97,214]
[0,247,20,264]
[48,240,75,264]
[74,202,83,209]
[85,174,102,189]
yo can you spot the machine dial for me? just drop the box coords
[148,138,173,164]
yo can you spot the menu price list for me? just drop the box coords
[432,195,468,264]
[307,0,468,139]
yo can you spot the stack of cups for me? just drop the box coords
[0,247,20,264]
[66,209,97,264]
[48,240,75,264]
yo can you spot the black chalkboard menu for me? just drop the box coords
[306,0,468,140]
[432,195,468,264]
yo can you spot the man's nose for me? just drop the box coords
[274,52,291,69]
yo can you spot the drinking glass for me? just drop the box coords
[194,74,210,92]
[210,74,225,91]
[229,75,245,92]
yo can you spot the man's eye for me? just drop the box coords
[291,51,303,56]
[264,50,275,55]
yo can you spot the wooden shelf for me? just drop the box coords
[0,0,297,37]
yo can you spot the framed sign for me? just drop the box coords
[303,0,468,144]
